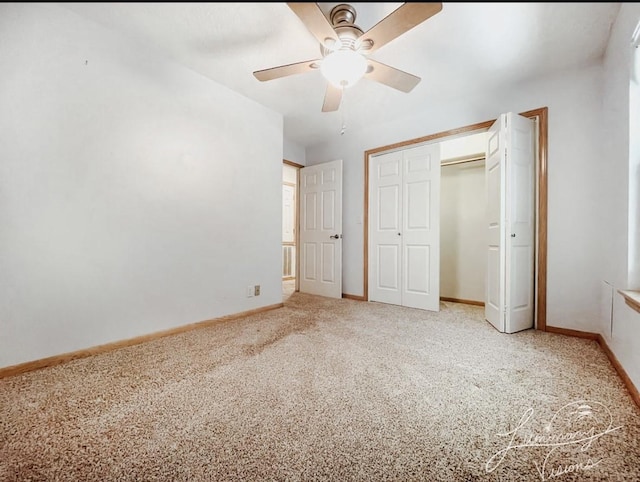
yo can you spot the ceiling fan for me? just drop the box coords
[253,2,443,112]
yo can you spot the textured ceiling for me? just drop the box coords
[62,2,621,148]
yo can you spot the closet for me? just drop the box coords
[367,112,536,334]
[440,154,486,305]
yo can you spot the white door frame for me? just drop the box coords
[363,107,548,330]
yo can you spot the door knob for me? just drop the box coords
[330,234,341,239]
[511,233,516,238]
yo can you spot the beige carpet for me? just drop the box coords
[1,292,639,481]
[283,278,295,302]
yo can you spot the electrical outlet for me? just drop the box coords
[247,285,254,297]
[254,285,261,296]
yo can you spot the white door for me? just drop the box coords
[299,159,343,298]
[369,143,441,311]
[485,112,535,333]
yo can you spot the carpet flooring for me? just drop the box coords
[1,290,639,481]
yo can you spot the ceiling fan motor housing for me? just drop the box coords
[328,4,363,52]
[330,4,356,26]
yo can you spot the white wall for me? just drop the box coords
[601,3,640,390]
[440,160,486,302]
[629,31,640,289]
[0,3,283,368]
[284,138,306,166]
[307,62,605,332]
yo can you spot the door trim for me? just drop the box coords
[363,107,548,331]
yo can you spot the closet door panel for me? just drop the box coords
[401,143,440,311]
[369,152,403,305]
[369,143,440,311]
[405,244,430,294]
[485,120,505,332]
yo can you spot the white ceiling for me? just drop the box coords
[61,2,621,148]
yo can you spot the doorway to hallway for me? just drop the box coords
[283,160,301,302]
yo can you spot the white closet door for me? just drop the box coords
[299,160,343,299]
[369,150,403,305]
[369,143,441,311]
[401,144,440,311]
[485,112,535,333]
[505,112,535,333]
[485,118,506,332]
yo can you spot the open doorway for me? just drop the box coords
[283,160,301,301]
[439,132,488,306]
[287,159,344,300]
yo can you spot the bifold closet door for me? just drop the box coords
[369,143,441,311]
[485,112,535,333]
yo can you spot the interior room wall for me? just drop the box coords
[601,2,640,390]
[0,3,283,368]
[306,62,605,333]
[284,138,306,166]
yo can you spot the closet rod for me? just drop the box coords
[441,155,486,167]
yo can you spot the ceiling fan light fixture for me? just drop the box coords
[320,49,367,89]
[255,3,443,111]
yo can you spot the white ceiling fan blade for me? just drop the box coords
[322,83,343,112]
[364,59,421,93]
[357,3,442,54]
[287,3,340,49]
[253,59,321,82]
